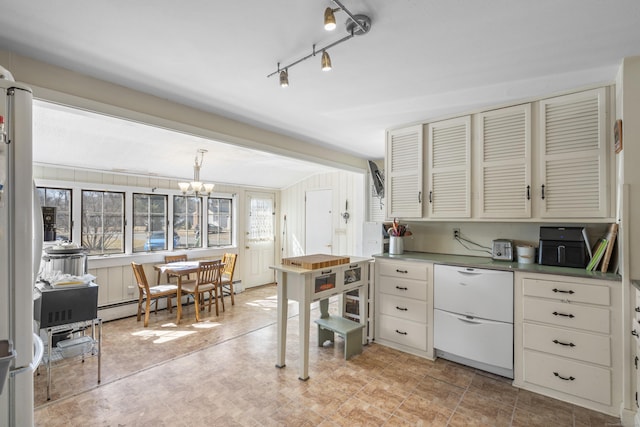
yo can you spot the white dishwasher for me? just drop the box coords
[434,264,514,378]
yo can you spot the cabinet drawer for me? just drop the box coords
[379,277,427,300]
[523,298,610,334]
[523,350,611,405]
[343,264,365,292]
[523,323,611,366]
[378,314,427,351]
[523,278,610,306]
[379,262,429,281]
[379,294,427,323]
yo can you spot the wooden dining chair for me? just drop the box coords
[131,262,179,327]
[156,254,191,285]
[220,253,237,306]
[181,260,224,321]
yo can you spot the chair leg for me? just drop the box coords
[144,298,152,327]
[137,294,144,322]
[229,282,235,306]
[167,296,173,313]
[194,292,200,322]
[214,286,220,316]
[219,284,225,312]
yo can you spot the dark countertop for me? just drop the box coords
[373,251,621,282]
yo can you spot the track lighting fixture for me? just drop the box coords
[321,51,332,71]
[324,7,337,31]
[279,69,289,87]
[267,0,371,87]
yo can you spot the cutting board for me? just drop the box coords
[281,254,350,270]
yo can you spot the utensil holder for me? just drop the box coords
[389,236,404,255]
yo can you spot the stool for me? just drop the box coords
[314,299,365,360]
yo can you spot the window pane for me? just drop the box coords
[133,193,168,252]
[81,190,125,255]
[248,197,274,241]
[36,187,72,242]
[207,198,232,247]
[173,195,201,249]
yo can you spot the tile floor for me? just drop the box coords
[34,285,622,426]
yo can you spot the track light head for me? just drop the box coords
[279,69,289,87]
[324,7,337,31]
[321,51,332,71]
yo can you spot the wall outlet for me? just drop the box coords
[453,228,460,239]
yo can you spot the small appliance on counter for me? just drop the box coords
[491,239,513,261]
[538,226,588,268]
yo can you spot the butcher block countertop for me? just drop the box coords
[373,251,621,282]
[271,256,371,275]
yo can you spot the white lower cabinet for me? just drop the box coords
[375,259,433,359]
[514,272,622,416]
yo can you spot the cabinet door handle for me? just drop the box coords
[553,372,575,381]
[541,184,546,200]
[395,330,408,335]
[635,306,640,313]
[395,286,408,290]
[553,288,574,294]
[320,269,333,275]
[418,191,422,203]
[552,339,575,347]
[395,269,408,274]
[395,306,408,311]
[526,185,531,200]
[429,191,433,204]
[632,330,639,337]
[553,311,574,318]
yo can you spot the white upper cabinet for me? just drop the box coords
[427,116,471,218]
[385,125,423,218]
[538,88,608,218]
[477,104,532,218]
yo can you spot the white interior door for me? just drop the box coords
[244,192,275,288]
[305,189,333,255]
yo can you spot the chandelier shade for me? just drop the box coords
[179,149,215,196]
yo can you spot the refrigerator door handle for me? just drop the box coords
[9,333,43,377]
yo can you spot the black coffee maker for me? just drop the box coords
[538,227,588,268]
[42,206,56,241]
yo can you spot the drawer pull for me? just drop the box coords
[553,311,575,318]
[395,286,408,291]
[553,372,575,381]
[553,288,574,294]
[320,269,333,275]
[395,306,408,311]
[395,330,408,335]
[396,269,408,274]
[633,330,639,337]
[635,306,640,313]
[552,339,575,347]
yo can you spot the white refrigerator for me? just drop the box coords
[0,66,43,426]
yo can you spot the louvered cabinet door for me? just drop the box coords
[538,88,608,218]
[427,116,471,218]
[386,125,423,218]
[478,104,531,218]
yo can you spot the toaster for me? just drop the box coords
[492,239,513,261]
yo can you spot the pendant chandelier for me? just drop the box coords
[178,149,215,196]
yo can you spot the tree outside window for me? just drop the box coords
[173,195,201,249]
[133,193,168,252]
[207,198,232,247]
[82,190,124,255]
[36,187,72,241]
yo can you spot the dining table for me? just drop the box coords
[153,261,205,324]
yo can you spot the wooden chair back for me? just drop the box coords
[197,260,223,287]
[131,262,151,295]
[222,253,237,280]
[165,254,187,264]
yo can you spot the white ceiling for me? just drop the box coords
[1,1,640,188]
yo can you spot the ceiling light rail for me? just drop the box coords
[267,0,371,87]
